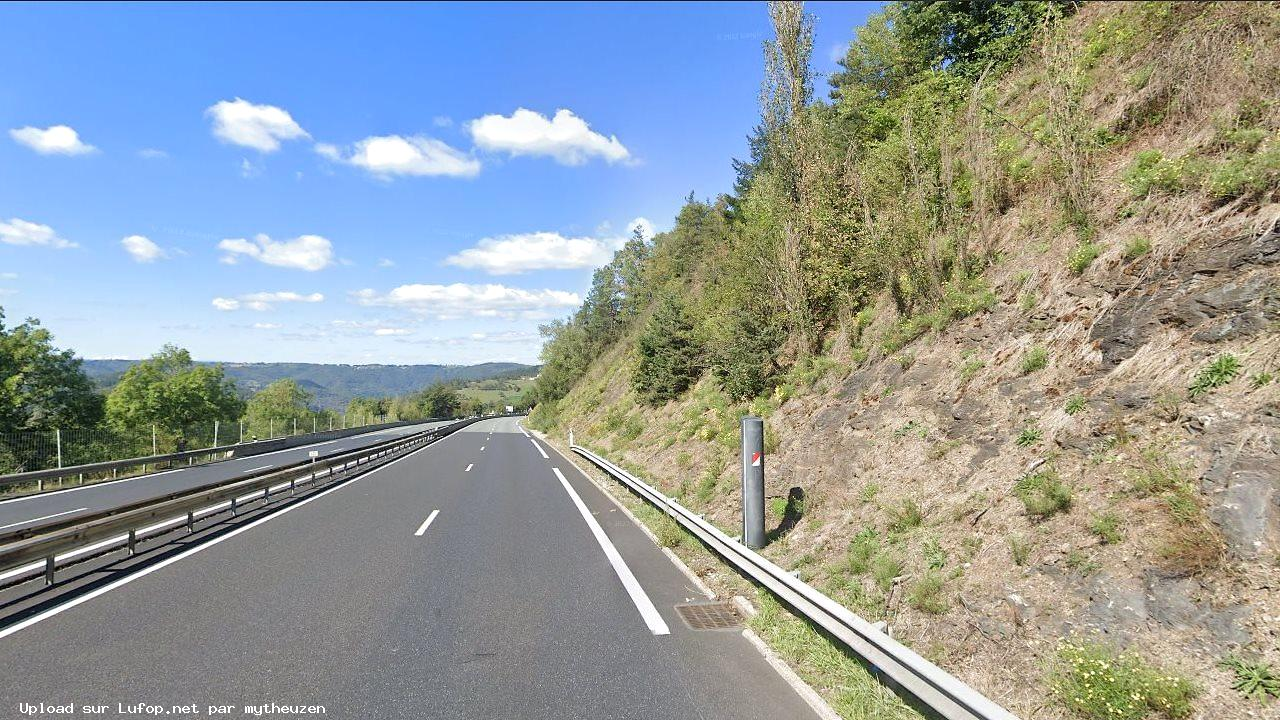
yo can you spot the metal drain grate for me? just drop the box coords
[674,600,745,630]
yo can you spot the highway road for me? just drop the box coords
[0,420,455,534]
[0,417,821,719]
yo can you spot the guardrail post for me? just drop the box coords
[44,556,55,585]
[741,416,766,549]
[187,511,195,533]
[127,529,137,556]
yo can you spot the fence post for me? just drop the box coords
[329,416,333,431]
[213,420,219,448]
[239,420,244,444]
[56,428,63,469]
[152,424,157,456]
[741,416,766,549]
[293,418,298,436]
[269,418,274,439]
[313,417,317,434]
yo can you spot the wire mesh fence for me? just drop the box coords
[0,415,390,475]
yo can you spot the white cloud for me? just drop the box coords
[206,98,310,152]
[352,283,580,320]
[0,272,16,280]
[469,108,630,165]
[445,232,618,275]
[0,218,76,249]
[138,148,169,160]
[218,233,334,271]
[317,135,479,178]
[212,291,324,312]
[627,216,655,240]
[432,116,453,128]
[468,330,541,344]
[252,322,281,329]
[240,158,262,178]
[377,258,395,268]
[373,328,411,336]
[443,216,655,275]
[121,235,167,263]
[9,125,97,155]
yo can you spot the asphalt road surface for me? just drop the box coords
[0,420,455,534]
[0,417,821,720]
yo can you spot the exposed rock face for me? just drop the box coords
[1201,432,1280,560]
[1090,225,1280,365]
[1072,571,1250,649]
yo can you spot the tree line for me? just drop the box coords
[529,0,1076,419]
[0,307,498,469]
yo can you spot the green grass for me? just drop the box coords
[907,571,949,614]
[1131,448,1190,496]
[922,536,947,570]
[1253,372,1274,389]
[1123,236,1152,260]
[1065,550,1101,576]
[1015,424,1043,447]
[1015,469,1073,519]
[885,499,924,533]
[1051,640,1197,719]
[749,594,923,720]
[1188,353,1242,398]
[871,549,904,592]
[1020,346,1049,374]
[1089,511,1124,544]
[1219,655,1280,702]
[1123,149,1193,197]
[845,528,880,575]
[958,358,985,382]
[769,496,788,519]
[1067,241,1103,275]
[1064,395,1088,415]
[859,483,881,504]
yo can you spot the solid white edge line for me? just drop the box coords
[0,439,432,641]
[530,439,549,459]
[0,508,88,532]
[480,446,485,452]
[552,467,669,636]
[413,509,440,537]
[465,464,473,472]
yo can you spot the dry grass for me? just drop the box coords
[531,4,1280,717]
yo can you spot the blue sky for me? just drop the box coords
[0,1,878,365]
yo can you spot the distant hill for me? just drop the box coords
[82,360,539,410]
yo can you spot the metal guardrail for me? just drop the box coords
[0,416,491,590]
[571,444,1020,720]
[0,419,443,495]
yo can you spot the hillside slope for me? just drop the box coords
[529,3,1279,718]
